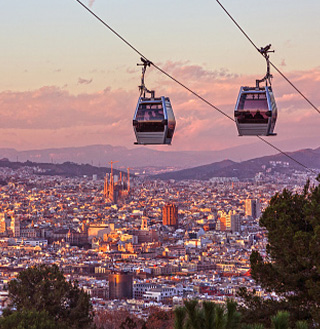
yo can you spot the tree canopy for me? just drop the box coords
[0,309,56,329]
[241,179,320,325]
[173,299,241,329]
[7,264,93,329]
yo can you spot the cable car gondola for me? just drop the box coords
[234,45,277,136]
[133,58,176,145]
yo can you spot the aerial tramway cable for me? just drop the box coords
[73,0,319,177]
[216,0,320,116]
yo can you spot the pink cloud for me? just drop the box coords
[0,63,319,152]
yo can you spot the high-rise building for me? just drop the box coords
[216,216,226,231]
[0,213,6,234]
[11,217,21,237]
[108,272,133,300]
[245,199,261,219]
[216,210,241,233]
[230,212,241,233]
[162,204,178,228]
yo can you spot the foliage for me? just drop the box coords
[94,308,172,329]
[120,316,138,329]
[0,309,56,329]
[173,299,241,329]
[237,287,288,327]
[94,309,145,329]
[240,178,320,326]
[7,264,93,329]
[173,300,311,329]
[143,308,174,329]
[271,311,290,329]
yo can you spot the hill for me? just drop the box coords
[152,147,320,180]
[0,159,125,179]
[0,143,283,170]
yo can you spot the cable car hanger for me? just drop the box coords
[256,44,274,88]
[137,57,155,98]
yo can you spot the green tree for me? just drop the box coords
[7,264,93,329]
[240,178,320,326]
[174,306,186,329]
[0,309,56,329]
[174,299,241,329]
[271,311,290,329]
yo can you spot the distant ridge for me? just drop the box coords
[0,143,285,169]
[152,147,320,180]
[0,159,123,179]
[0,145,319,178]
[150,160,236,180]
[0,147,318,180]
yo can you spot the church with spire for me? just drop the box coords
[103,163,131,204]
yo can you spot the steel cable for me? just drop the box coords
[73,0,319,176]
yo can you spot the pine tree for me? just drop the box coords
[7,264,93,329]
[240,177,320,325]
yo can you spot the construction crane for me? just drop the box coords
[108,161,119,177]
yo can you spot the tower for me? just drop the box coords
[245,199,260,219]
[108,272,133,300]
[11,217,21,237]
[141,217,148,230]
[0,213,6,234]
[162,204,178,228]
[230,212,241,233]
[104,162,130,204]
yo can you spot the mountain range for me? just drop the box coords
[0,143,283,170]
[152,147,320,180]
[0,145,319,180]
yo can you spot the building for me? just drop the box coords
[108,272,133,300]
[143,285,183,302]
[162,204,178,228]
[216,216,227,231]
[230,212,241,233]
[217,210,241,233]
[133,282,157,299]
[0,213,7,234]
[104,163,131,204]
[245,199,261,219]
[88,223,114,241]
[11,217,20,238]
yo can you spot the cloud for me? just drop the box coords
[0,86,136,130]
[159,61,238,82]
[0,63,319,152]
[88,0,95,8]
[78,77,93,85]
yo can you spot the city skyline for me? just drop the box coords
[1,0,320,157]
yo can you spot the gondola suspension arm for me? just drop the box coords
[256,44,274,88]
[137,58,155,98]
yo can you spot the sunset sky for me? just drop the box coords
[1,0,320,159]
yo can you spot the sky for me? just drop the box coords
[1,0,320,159]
